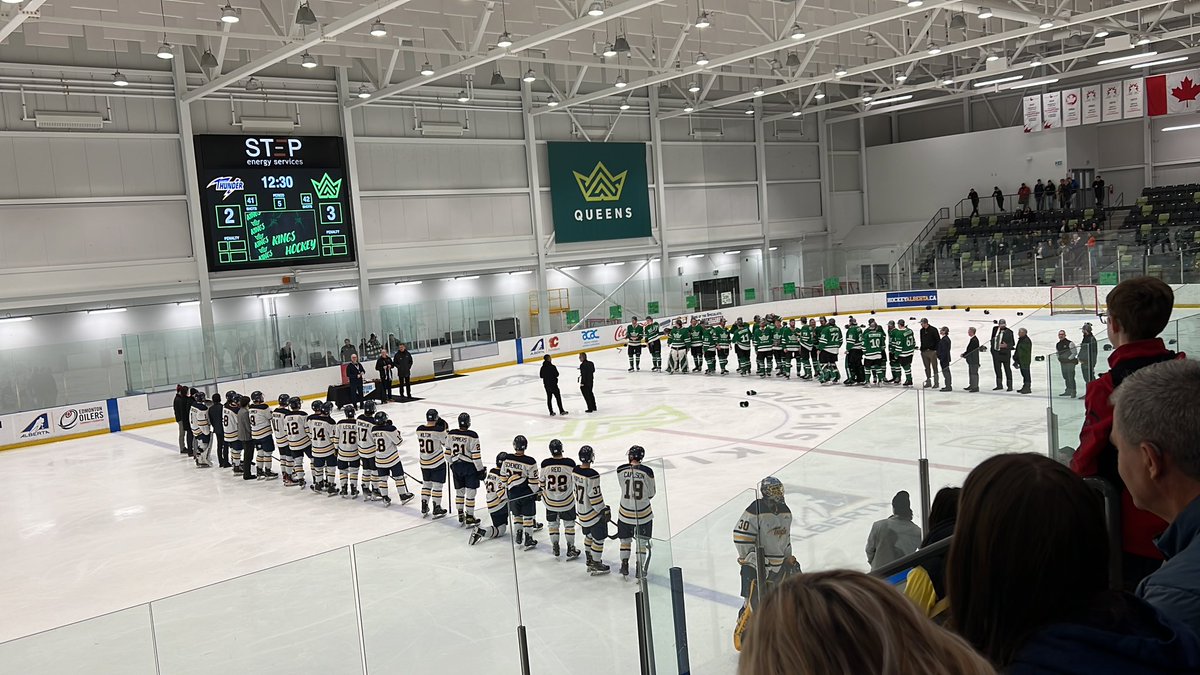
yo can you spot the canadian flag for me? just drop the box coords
[1147,69,1200,116]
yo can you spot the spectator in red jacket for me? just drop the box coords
[1071,277,1182,589]
[1017,182,1031,211]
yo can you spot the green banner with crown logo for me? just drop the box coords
[546,142,652,243]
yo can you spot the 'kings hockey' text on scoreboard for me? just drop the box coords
[193,135,356,273]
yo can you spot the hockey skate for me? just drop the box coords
[522,537,538,551]
[432,505,448,520]
[310,481,323,494]
[469,528,484,546]
[514,531,525,546]
[421,501,430,518]
[350,485,360,500]
[464,515,480,526]
[620,560,630,578]
[458,512,465,526]
[326,483,339,497]
[553,543,561,557]
[381,495,392,507]
[566,546,581,560]
[340,486,350,498]
[399,492,415,505]
[589,561,612,576]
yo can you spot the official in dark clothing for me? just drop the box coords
[237,396,255,480]
[937,327,952,392]
[918,319,940,388]
[540,355,568,417]
[346,354,366,403]
[579,353,597,413]
[1079,322,1098,385]
[962,327,981,392]
[208,392,227,467]
[1056,330,1079,397]
[968,188,980,217]
[393,344,414,399]
[173,385,192,456]
[1015,328,1033,394]
[375,352,393,400]
[991,319,1015,391]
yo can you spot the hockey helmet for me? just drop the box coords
[361,400,377,415]
[278,393,290,407]
[193,390,207,403]
[373,411,389,425]
[225,390,238,403]
[848,317,857,325]
[760,476,785,503]
[512,435,528,452]
[628,445,646,462]
[289,397,303,411]
[251,391,264,404]
[549,439,564,455]
[426,408,439,423]
[458,412,471,429]
[320,401,334,415]
[496,451,509,467]
[311,400,324,413]
[578,445,595,464]
[342,405,356,418]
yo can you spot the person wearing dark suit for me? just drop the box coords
[208,392,227,468]
[346,354,366,403]
[990,319,1015,391]
[579,352,597,413]
[173,385,192,456]
[540,355,568,417]
[1079,322,1098,385]
[393,344,414,399]
[375,352,393,401]
[1015,328,1033,394]
[961,327,981,392]
[937,327,952,392]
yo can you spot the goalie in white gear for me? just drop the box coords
[448,412,486,526]
[732,476,801,652]
[189,391,212,468]
[541,439,580,560]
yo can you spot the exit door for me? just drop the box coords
[1071,168,1095,208]
[693,276,741,311]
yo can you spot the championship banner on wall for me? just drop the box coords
[1102,81,1123,121]
[1022,95,1043,133]
[1042,91,1062,129]
[1146,68,1200,116]
[546,142,652,244]
[1124,78,1145,118]
[1082,85,1102,125]
[1062,88,1081,127]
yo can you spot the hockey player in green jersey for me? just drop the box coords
[753,316,775,377]
[843,317,865,386]
[895,319,917,386]
[862,318,888,385]
[667,320,688,373]
[688,318,704,372]
[797,318,815,380]
[644,317,663,371]
[732,318,752,376]
[715,318,732,374]
[816,317,844,384]
[625,316,645,372]
[702,322,718,374]
[887,320,901,384]
[774,318,795,378]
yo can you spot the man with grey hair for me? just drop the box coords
[1111,358,1200,635]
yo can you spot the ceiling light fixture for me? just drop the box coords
[1162,122,1200,132]
[490,69,505,86]
[977,8,993,19]
[684,105,695,113]
[370,20,387,37]
[986,51,1001,62]
[156,41,174,59]
[949,13,967,30]
[329,286,358,293]
[834,65,848,77]
[547,94,559,106]
[613,35,631,52]
[973,74,1024,87]
[813,88,826,99]
[1134,34,1153,46]
[862,95,873,102]
[907,0,923,7]
[497,31,513,48]
[686,253,704,259]
[220,3,240,23]
[790,24,806,40]
[111,70,128,87]
[357,84,372,99]
[695,52,710,66]
[301,51,317,68]
[605,261,625,267]
[1029,57,1043,67]
[420,61,435,76]
[752,85,766,96]
[87,307,128,314]
[723,250,741,255]
[509,270,533,276]
[560,266,581,271]
[941,77,955,86]
[586,1,604,17]
[522,68,537,83]
[868,94,914,105]
[791,110,802,117]
[177,301,200,308]
[615,73,628,88]
[603,43,617,57]
[1094,29,1110,39]
[457,90,470,102]
[1132,55,1188,69]
[1038,16,1054,29]
[865,33,878,47]
[1096,50,1158,65]
[744,106,755,115]
[895,72,908,82]
[619,100,631,110]
[295,1,317,25]
[395,280,423,286]
[200,48,218,68]
[785,51,801,67]
[245,77,260,91]
[768,246,778,251]
[927,43,942,55]
[695,11,711,28]
[1005,78,1059,89]
[688,81,700,92]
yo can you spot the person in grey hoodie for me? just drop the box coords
[1113,359,1200,638]
[866,491,922,571]
[236,396,257,481]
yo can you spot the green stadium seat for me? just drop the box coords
[1159,213,1171,225]
[1143,205,1154,216]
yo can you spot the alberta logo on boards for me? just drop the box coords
[530,336,561,355]
[20,413,51,440]
[573,162,627,202]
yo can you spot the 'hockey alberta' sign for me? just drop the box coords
[885,290,939,308]
[546,142,651,243]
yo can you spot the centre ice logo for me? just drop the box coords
[536,405,690,443]
[573,162,627,203]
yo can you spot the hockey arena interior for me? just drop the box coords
[6,0,1200,673]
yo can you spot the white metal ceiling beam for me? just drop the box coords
[545,0,962,115]
[0,0,47,45]
[347,0,664,109]
[666,0,1175,120]
[183,0,416,102]
[568,65,589,97]
[663,22,692,70]
[469,2,496,54]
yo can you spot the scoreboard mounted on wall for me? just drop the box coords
[193,135,356,273]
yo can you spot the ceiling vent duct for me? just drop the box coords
[419,121,466,137]
[237,116,297,133]
[33,111,106,130]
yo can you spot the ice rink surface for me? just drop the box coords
[3,305,1196,674]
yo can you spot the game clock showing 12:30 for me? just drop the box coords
[193,135,356,273]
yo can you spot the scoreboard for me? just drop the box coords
[193,135,356,273]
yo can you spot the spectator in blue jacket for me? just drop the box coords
[1112,359,1200,638]
[948,453,1200,674]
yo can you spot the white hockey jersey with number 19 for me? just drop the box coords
[415,419,449,469]
[617,464,656,525]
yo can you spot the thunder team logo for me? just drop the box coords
[573,162,627,202]
[206,176,245,199]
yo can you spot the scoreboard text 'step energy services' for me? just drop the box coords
[193,135,356,273]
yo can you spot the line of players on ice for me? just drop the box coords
[621,312,926,386]
[184,390,656,578]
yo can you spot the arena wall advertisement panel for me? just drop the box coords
[885,290,939,308]
[0,400,110,447]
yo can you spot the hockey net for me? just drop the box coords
[1049,285,1100,315]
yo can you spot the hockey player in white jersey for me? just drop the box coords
[248,391,278,480]
[271,394,294,485]
[284,398,311,487]
[469,452,510,545]
[573,446,609,575]
[307,400,337,496]
[336,405,361,499]
[447,412,486,526]
[416,409,450,519]
[371,411,414,507]
[617,445,656,580]
[189,391,213,468]
[541,439,580,560]
[502,435,540,550]
[223,390,242,474]
[357,401,379,501]
[732,476,801,651]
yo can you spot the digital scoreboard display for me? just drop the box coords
[193,135,356,273]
